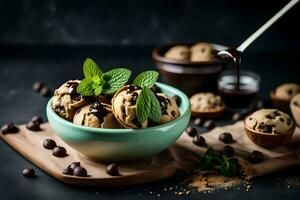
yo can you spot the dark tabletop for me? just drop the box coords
[0,45,300,200]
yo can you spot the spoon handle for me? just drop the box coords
[237,0,299,52]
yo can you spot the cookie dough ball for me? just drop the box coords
[190,93,224,113]
[245,109,294,134]
[52,80,90,121]
[164,45,190,61]
[274,83,300,100]
[112,85,148,128]
[190,42,216,62]
[156,93,180,124]
[290,94,300,126]
[73,102,122,128]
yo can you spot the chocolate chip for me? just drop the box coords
[203,120,215,130]
[248,150,264,164]
[192,134,206,146]
[52,146,67,157]
[287,89,293,95]
[26,121,41,131]
[22,167,35,177]
[62,167,73,175]
[106,163,119,176]
[186,126,197,137]
[151,84,162,93]
[68,162,80,170]
[40,87,51,97]
[265,114,273,119]
[43,139,57,149]
[171,110,176,117]
[73,166,87,177]
[222,145,235,157]
[219,132,234,144]
[31,116,43,124]
[1,123,19,134]
[279,118,284,122]
[32,82,44,92]
[232,113,243,122]
[194,118,204,127]
[293,101,300,107]
[257,122,274,133]
[173,95,181,106]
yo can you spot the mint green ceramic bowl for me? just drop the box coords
[46,82,191,162]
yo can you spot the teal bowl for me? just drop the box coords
[46,82,191,162]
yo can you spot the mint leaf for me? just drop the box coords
[136,87,151,124]
[220,156,239,177]
[133,70,159,88]
[102,68,132,94]
[83,58,102,78]
[94,85,103,96]
[148,89,161,122]
[76,78,94,96]
[92,75,101,84]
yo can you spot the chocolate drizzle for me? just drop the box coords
[67,81,81,100]
[89,102,108,120]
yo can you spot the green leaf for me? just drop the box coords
[102,68,132,94]
[83,58,102,78]
[133,70,159,88]
[220,156,239,177]
[136,87,151,124]
[92,75,101,84]
[147,89,161,122]
[76,78,94,96]
[94,85,103,96]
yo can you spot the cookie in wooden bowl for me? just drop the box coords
[244,109,295,148]
[190,92,225,118]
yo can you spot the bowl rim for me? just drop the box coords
[47,82,191,134]
[152,43,230,65]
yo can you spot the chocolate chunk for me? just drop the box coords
[222,145,235,157]
[32,82,44,92]
[186,126,197,137]
[68,82,80,100]
[22,167,35,177]
[194,118,204,127]
[219,132,234,144]
[232,113,243,122]
[265,114,273,119]
[151,84,162,93]
[31,116,43,124]
[248,150,264,164]
[257,122,274,133]
[203,120,215,130]
[52,146,67,157]
[68,162,80,170]
[293,101,300,107]
[62,167,73,175]
[90,101,108,119]
[192,134,206,146]
[73,166,87,177]
[171,110,176,117]
[287,117,292,126]
[279,117,284,122]
[26,121,41,131]
[1,123,19,134]
[173,95,181,106]
[40,87,51,97]
[130,92,138,105]
[287,89,293,95]
[43,139,57,149]
[106,163,119,176]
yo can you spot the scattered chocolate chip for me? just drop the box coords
[222,145,235,157]
[248,150,264,164]
[194,118,204,127]
[232,113,243,122]
[40,87,51,97]
[219,132,234,144]
[186,126,197,137]
[62,167,73,175]
[1,123,19,134]
[73,166,87,177]
[31,116,43,124]
[22,167,35,177]
[69,162,80,170]
[26,121,41,131]
[192,134,206,146]
[52,146,67,157]
[43,139,57,149]
[106,163,119,176]
[32,82,44,92]
[203,120,215,130]
[151,84,162,93]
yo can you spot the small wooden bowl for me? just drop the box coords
[191,108,225,119]
[269,91,291,113]
[244,121,295,148]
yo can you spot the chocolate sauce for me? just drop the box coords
[89,102,108,120]
[67,82,81,100]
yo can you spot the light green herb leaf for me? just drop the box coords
[136,87,151,124]
[76,78,94,96]
[83,58,102,78]
[92,82,99,89]
[94,85,103,96]
[102,68,132,94]
[147,88,161,122]
[92,75,101,84]
[133,70,159,88]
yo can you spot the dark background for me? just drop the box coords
[1,1,300,200]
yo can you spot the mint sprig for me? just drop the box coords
[77,58,131,96]
[134,70,161,124]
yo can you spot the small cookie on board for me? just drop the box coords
[290,93,300,127]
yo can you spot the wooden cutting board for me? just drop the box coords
[1,121,300,186]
